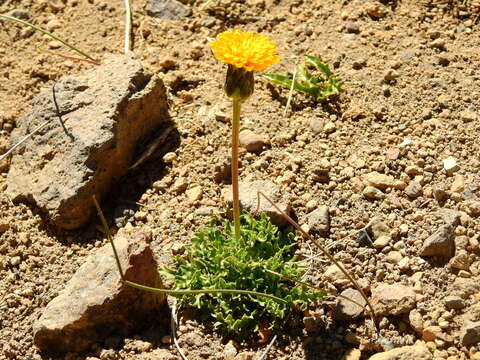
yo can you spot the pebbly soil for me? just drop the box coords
[1,0,480,359]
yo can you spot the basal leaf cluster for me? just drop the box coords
[167,213,325,339]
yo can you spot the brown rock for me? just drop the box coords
[222,180,291,227]
[371,284,416,315]
[33,229,165,353]
[306,205,330,236]
[334,288,366,321]
[6,53,168,229]
[368,344,432,360]
[239,129,265,152]
[419,225,455,258]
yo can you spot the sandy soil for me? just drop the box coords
[1,0,480,359]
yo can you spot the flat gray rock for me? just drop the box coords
[371,283,416,316]
[334,288,366,321]
[306,205,330,235]
[33,228,165,353]
[419,224,455,258]
[6,53,169,229]
[146,0,192,19]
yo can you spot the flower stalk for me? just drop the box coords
[231,98,241,239]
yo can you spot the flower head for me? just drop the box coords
[210,30,280,73]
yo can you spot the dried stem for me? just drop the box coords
[231,99,241,241]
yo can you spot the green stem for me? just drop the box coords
[231,99,241,241]
[124,280,288,305]
[0,14,97,62]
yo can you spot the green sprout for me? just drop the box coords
[163,212,325,340]
[264,55,344,102]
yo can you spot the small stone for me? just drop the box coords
[430,38,446,50]
[309,118,324,134]
[433,186,449,203]
[222,180,291,227]
[306,206,330,236]
[383,69,399,82]
[172,177,188,194]
[365,2,387,18]
[186,185,203,203]
[444,295,465,310]
[171,243,185,255]
[239,130,264,152]
[345,22,360,34]
[419,225,455,258]
[323,121,337,134]
[386,251,403,264]
[450,175,465,193]
[409,309,423,334]
[162,152,177,163]
[334,288,366,321]
[363,172,395,189]
[373,235,391,249]
[224,340,238,360]
[324,263,350,287]
[461,321,480,346]
[368,344,431,360]
[363,186,385,200]
[422,326,452,342]
[443,156,459,174]
[9,8,30,20]
[145,0,192,19]
[458,270,471,278]
[450,251,471,271]
[405,181,422,198]
[214,111,230,123]
[371,283,416,315]
[161,335,172,344]
[398,257,410,271]
[451,278,480,299]
[367,217,391,239]
[464,200,480,217]
[158,56,176,71]
[459,110,477,123]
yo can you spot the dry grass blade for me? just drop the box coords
[171,299,189,360]
[283,66,297,117]
[124,0,132,53]
[256,191,379,332]
[0,14,97,62]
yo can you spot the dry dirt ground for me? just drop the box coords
[1,0,480,359]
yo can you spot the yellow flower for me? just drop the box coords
[210,30,280,72]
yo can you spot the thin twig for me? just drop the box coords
[283,66,297,117]
[258,333,278,360]
[124,0,132,53]
[0,14,97,62]
[171,299,189,360]
[0,119,50,162]
[39,49,100,65]
[255,191,379,333]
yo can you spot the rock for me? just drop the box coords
[459,110,478,122]
[239,129,265,152]
[306,205,330,236]
[449,251,471,271]
[451,277,480,299]
[438,208,461,227]
[33,229,164,353]
[419,225,455,258]
[9,8,31,20]
[324,263,350,287]
[224,340,238,360]
[450,175,465,193]
[422,326,452,342]
[386,251,402,264]
[323,121,336,134]
[145,0,191,19]
[404,181,422,198]
[433,186,449,203]
[365,3,388,18]
[172,177,188,194]
[366,217,391,239]
[334,288,366,321]
[408,309,423,333]
[464,200,480,217]
[309,118,324,134]
[186,185,203,203]
[373,235,391,249]
[461,321,480,346]
[368,343,432,360]
[234,352,255,360]
[345,22,360,34]
[137,349,177,360]
[443,156,459,174]
[444,295,465,310]
[363,172,395,189]
[363,186,385,200]
[371,284,416,315]
[6,54,168,229]
[221,180,292,227]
